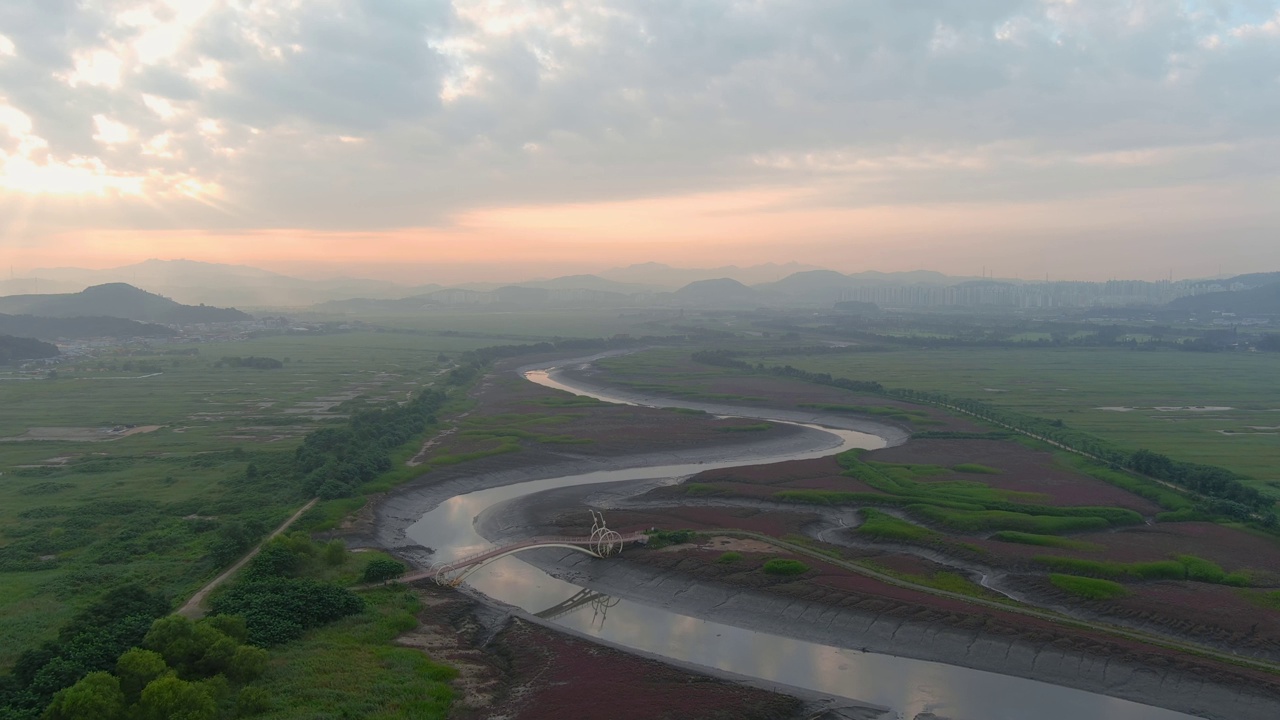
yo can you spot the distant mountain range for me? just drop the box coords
[0,283,250,324]
[5,258,1277,314]
[1,259,425,308]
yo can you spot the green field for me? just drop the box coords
[768,347,1280,489]
[0,331,480,667]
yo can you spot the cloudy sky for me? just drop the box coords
[1,0,1278,282]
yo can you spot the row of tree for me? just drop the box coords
[296,388,447,499]
[215,356,283,370]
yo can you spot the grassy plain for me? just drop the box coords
[766,347,1280,490]
[0,331,481,667]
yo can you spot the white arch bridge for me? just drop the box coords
[403,513,648,587]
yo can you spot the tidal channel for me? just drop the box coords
[404,358,1197,720]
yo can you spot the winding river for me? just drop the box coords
[403,357,1200,720]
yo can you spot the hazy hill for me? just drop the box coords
[847,269,975,285]
[0,335,59,364]
[1166,282,1280,315]
[0,315,177,340]
[20,259,415,307]
[1223,272,1280,289]
[506,274,658,293]
[671,278,763,307]
[0,283,250,323]
[755,270,857,304]
[600,262,823,288]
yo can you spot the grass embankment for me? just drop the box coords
[991,531,1103,552]
[1050,574,1131,600]
[777,449,1142,537]
[1034,555,1249,587]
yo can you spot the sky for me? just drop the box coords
[1,0,1278,283]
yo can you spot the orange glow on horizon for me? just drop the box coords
[6,182,1268,283]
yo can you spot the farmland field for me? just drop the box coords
[0,331,475,666]
[765,347,1280,492]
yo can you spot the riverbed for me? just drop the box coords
[388,354,1260,720]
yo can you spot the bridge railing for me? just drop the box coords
[420,532,648,578]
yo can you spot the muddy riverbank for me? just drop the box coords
[366,354,1277,719]
[478,478,1280,719]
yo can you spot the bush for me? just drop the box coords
[1050,574,1130,600]
[322,539,347,566]
[234,686,273,717]
[716,551,742,564]
[209,578,365,646]
[361,558,407,584]
[762,558,809,576]
[646,529,697,549]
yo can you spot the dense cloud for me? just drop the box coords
[0,0,1278,237]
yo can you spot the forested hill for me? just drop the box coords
[0,314,177,341]
[0,283,250,324]
[0,335,59,364]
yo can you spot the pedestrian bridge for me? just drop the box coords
[404,520,648,587]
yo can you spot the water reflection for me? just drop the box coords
[401,364,1197,720]
[461,556,1194,720]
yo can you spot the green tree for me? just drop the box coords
[114,648,169,703]
[41,671,125,720]
[234,686,272,717]
[226,646,269,682]
[322,539,346,566]
[142,616,238,679]
[134,676,216,720]
[361,558,406,584]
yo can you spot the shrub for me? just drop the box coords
[762,558,809,576]
[716,551,742,564]
[646,529,697,548]
[322,539,347,566]
[361,558,407,584]
[209,578,365,646]
[1050,574,1130,600]
[234,686,273,717]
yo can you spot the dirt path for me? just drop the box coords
[177,498,319,618]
